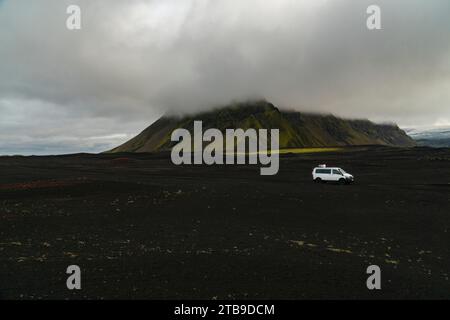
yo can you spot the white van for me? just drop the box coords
[312,165,354,184]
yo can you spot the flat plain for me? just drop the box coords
[0,146,449,299]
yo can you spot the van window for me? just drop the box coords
[332,169,342,175]
[316,169,331,174]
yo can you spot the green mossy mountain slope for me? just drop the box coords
[108,101,415,153]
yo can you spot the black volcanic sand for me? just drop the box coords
[0,146,449,299]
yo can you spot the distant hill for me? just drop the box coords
[108,101,416,153]
[405,126,450,148]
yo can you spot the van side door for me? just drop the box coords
[332,169,343,181]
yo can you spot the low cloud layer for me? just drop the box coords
[1,0,449,154]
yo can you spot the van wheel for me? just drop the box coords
[315,178,322,183]
[339,178,346,185]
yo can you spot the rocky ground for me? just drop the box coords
[0,146,449,299]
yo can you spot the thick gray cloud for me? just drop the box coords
[1,0,449,154]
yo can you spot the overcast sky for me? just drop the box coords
[1,0,449,155]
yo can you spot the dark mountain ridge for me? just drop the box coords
[108,100,415,153]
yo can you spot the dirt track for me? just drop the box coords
[0,146,449,299]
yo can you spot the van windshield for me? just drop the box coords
[339,169,346,174]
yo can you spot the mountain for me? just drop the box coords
[108,101,416,153]
[405,126,450,148]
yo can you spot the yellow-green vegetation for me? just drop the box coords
[236,147,343,156]
[276,147,343,154]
